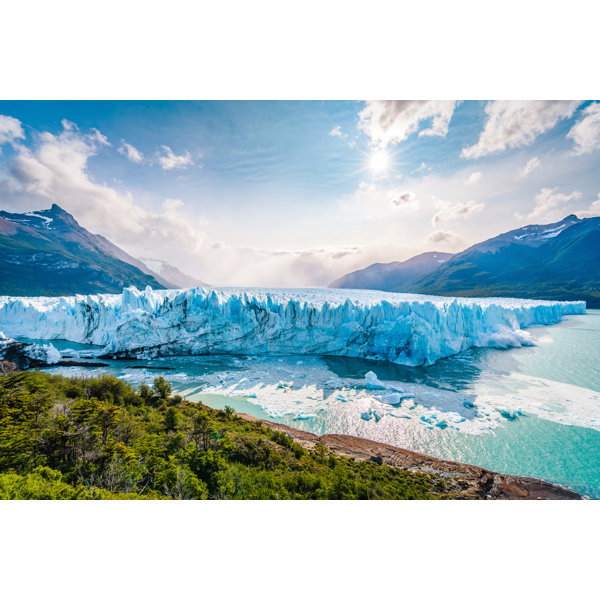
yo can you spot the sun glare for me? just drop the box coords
[369,150,389,174]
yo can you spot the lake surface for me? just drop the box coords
[25,309,600,498]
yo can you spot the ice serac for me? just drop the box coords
[0,287,586,366]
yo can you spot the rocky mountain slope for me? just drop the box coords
[0,204,207,295]
[331,215,600,307]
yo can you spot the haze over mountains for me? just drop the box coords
[1,204,598,307]
[331,252,454,292]
[138,257,208,289]
[331,215,600,307]
[0,205,205,296]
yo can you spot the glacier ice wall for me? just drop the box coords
[0,287,586,366]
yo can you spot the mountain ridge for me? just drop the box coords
[330,214,600,307]
[0,204,166,296]
[330,251,454,292]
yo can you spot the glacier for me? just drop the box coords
[0,286,586,367]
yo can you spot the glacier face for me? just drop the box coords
[0,286,586,366]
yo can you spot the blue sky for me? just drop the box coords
[0,100,599,286]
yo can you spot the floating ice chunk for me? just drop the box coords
[365,371,385,389]
[420,413,438,424]
[499,408,521,421]
[463,400,476,409]
[24,343,61,364]
[449,414,466,423]
[375,392,409,405]
[390,412,411,419]
[293,411,315,421]
[361,408,382,422]
[276,381,292,390]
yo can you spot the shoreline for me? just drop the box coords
[238,413,582,500]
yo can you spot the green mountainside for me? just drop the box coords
[0,370,450,500]
[0,204,164,296]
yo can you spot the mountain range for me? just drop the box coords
[330,215,600,308]
[2,205,598,306]
[331,251,454,292]
[0,204,206,296]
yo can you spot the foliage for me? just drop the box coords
[0,371,451,500]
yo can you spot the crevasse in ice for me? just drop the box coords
[0,286,586,366]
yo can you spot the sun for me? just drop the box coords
[369,150,389,174]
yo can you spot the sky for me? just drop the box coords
[0,100,599,287]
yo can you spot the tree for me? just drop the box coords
[164,407,179,432]
[192,413,216,451]
[139,383,153,401]
[153,377,172,400]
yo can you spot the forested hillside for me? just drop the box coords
[0,370,449,500]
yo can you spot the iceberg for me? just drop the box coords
[0,332,61,368]
[0,286,585,367]
[365,371,385,389]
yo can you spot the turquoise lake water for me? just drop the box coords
[26,309,600,498]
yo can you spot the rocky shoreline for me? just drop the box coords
[239,414,582,500]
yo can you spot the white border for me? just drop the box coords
[1,1,597,596]
[1,1,598,99]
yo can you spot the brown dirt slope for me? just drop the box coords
[239,415,582,500]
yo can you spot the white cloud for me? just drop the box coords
[156,145,193,170]
[516,187,582,222]
[431,199,485,227]
[466,171,482,185]
[0,114,25,148]
[118,141,144,163]
[358,100,457,147]
[427,230,464,249]
[329,125,345,138]
[462,101,580,159]
[576,193,600,218]
[411,161,431,174]
[348,181,420,216]
[567,102,600,155]
[389,190,417,209]
[520,156,540,177]
[1,121,206,263]
[162,198,184,212]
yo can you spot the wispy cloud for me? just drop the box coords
[567,102,600,155]
[0,115,25,149]
[359,100,457,148]
[520,156,540,177]
[466,171,482,185]
[118,140,144,164]
[427,229,464,248]
[347,181,420,216]
[462,101,580,159]
[156,145,193,170]
[0,120,206,263]
[575,192,600,218]
[432,198,485,227]
[390,190,417,209]
[516,187,582,222]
